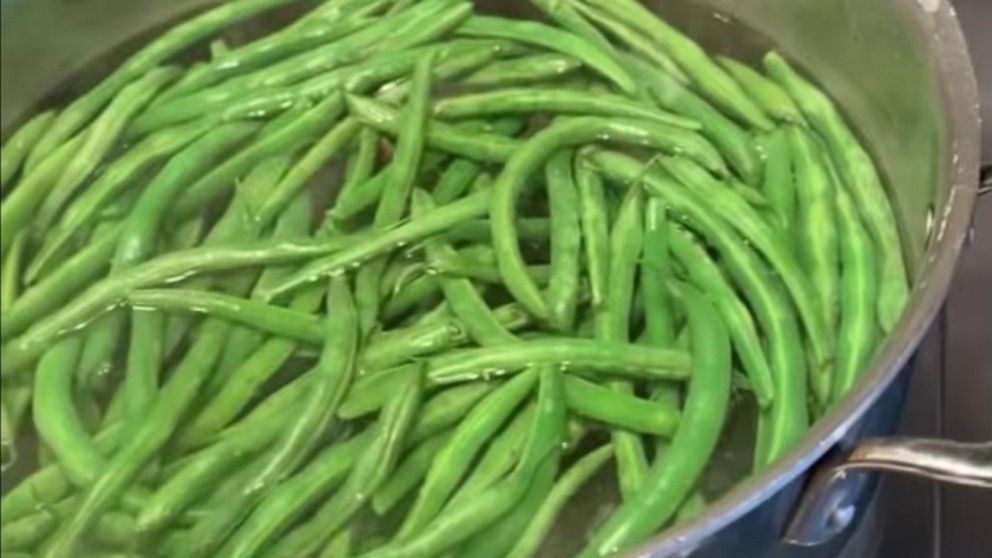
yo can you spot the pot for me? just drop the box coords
[0,1,986,556]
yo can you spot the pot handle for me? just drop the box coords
[783,437,991,546]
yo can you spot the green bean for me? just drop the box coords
[564,376,677,435]
[0,396,16,470]
[445,404,534,509]
[426,337,690,385]
[434,88,699,130]
[347,95,521,162]
[131,0,451,132]
[593,184,648,499]
[166,11,380,98]
[36,67,179,234]
[788,127,839,403]
[589,151,809,470]
[25,0,302,168]
[567,0,689,86]
[830,163,878,402]
[462,53,583,87]
[580,0,771,130]
[361,366,566,558]
[27,120,212,282]
[1,135,84,260]
[76,122,261,386]
[1,110,56,190]
[758,128,796,229]
[263,370,423,558]
[397,369,537,538]
[623,56,759,185]
[186,275,359,556]
[507,444,614,558]
[135,406,293,536]
[641,197,682,408]
[574,160,611,309]
[172,96,344,216]
[2,234,26,312]
[764,51,906,331]
[254,118,360,225]
[211,184,311,390]
[372,430,453,515]
[2,237,346,375]
[44,317,235,557]
[32,336,100,486]
[356,56,434,336]
[670,227,775,408]
[342,126,380,195]
[328,163,392,226]
[457,454,558,558]
[543,150,583,332]
[263,188,492,300]
[459,15,636,94]
[716,56,805,125]
[2,506,57,551]
[661,155,833,374]
[1,424,121,523]
[580,283,731,557]
[127,289,323,342]
[441,217,551,245]
[491,117,725,322]
[217,430,373,558]
[527,0,614,51]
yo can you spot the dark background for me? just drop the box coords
[877,1,991,557]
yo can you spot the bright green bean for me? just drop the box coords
[1,110,56,190]
[716,56,805,125]
[462,53,582,87]
[459,15,636,94]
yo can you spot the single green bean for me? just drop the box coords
[262,188,492,301]
[462,53,583,87]
[788,127,839,404]
[597,185,648,500]
[830,162,878,402]
[669,226,775,408]
[397,370,538,538]
[716,56,805,125]
[544,150,583,332]
[254,117,360,225]
[434,88,699,130]
[347,95,521,162]
[425,337,690,385]
[372,430,453,516]
[458,15,636,94]
[356,56,434,336]
[764,52,906,331]
[757,128,796,229]
[564,376,678,436]
[506,444,614,558]
[579,283,731,557]
[1,110,56,190]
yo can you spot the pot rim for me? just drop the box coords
[626,0,982,556]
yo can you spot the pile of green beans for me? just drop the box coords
[0,0,907,556]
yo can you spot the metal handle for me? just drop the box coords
[784,437,991,546]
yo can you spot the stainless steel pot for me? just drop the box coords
[1,0,986,556]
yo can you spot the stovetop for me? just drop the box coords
[872,1,992,557]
